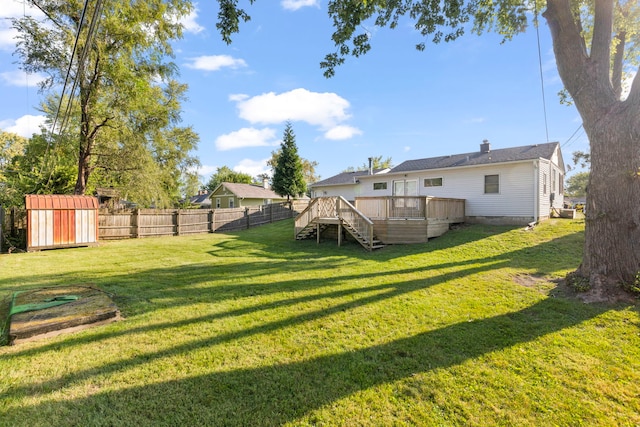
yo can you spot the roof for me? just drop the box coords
[389,142,560,174]
[25,194,99,210]
[219,182,287,199]
[311,169,389,187]
[189,192,211,204]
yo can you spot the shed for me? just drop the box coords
[25,195,99,251]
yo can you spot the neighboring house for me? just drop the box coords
[310,168,391,200]
[209,182,288,208]
[189,190,212,209]
[310,141,566,225]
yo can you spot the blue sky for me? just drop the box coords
[0,0,588,186]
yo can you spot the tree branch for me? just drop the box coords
[543,0,591,105]
[591,0,615,93]
[611,30,626,99]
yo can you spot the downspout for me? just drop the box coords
[533,160,539,223]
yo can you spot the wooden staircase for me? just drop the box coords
[295,197,385,251]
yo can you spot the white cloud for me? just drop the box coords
[404,146,411,152]
[233,158,270,177]
[229,93,249,102]
[215,127,277,151]
[233,88,352,129]
[0,28,17,51]
[0,114,47,137]
[197,164,217,178]
[185,55,247,72]
[281,0,319,11]
[0,70,46,87]
[0,1,46,51]
[324,125,363,140]
[180,8,205,34]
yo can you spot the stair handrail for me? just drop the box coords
[294,197,320,238]
[336,196,375,250]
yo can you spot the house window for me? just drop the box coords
[393,180,417,196]
[543,173,547,195]
[216,198,221,208]
[484,174,499,194]
[229,198,234,208]
[373,182,387,190]
[424,177,443,187]
[559,173,564,194]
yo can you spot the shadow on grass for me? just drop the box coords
[3,297,610,426]
[0,227,587,361]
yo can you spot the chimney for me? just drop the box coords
[368,157,373,175]
[262,177,269,189]
[480,139,491,154]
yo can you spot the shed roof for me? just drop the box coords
[25,195,99,210]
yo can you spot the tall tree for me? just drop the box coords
[216,0,640,299]
[271,123,306,201]
[205,166,253,193]
[565,172,590,198]
[267,149,320,185]
[12,0,197,199]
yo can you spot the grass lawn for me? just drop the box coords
[0,218,638,426]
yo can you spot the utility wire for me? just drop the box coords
[534,3,550,144]
[561,123,584,148]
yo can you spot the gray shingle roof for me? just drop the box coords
[311,169,388,187]
[221,182,286,199]
[389,142,560,173]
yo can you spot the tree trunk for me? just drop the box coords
[579,108,640,293]
[544,0,640,299]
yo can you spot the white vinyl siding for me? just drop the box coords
[359,162,537,218]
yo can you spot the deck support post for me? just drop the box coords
[317,223,320,245]
[338,221,342,247]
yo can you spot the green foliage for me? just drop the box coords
[0,130,76,207]
[565,270,591,292]
[12,0,198,202]
[565,171,589,198]
[271,122,307,200]
[268,149,319,185]
[205,166,253,193]
[343,155,393,173]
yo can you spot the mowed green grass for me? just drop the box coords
[0,218,638,426]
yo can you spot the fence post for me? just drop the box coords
[245,207,250,229]
[176,209,181,236]
[0,206,4,253]
[269,204,273,223]
[134,208,140,238]
[211,209,216,232]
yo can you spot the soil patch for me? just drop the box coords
[8,285,120,345]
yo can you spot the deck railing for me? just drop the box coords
[336,196,375,249]
[355,196,464,221]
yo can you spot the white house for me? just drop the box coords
[310,141,566,225]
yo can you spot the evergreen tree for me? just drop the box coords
[271,123,306,201]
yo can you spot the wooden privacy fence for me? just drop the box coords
[1,201,308,250]
[98,202,305,240]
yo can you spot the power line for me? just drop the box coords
[561,123,584,148]
[534,4,550,143]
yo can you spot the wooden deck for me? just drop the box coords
[295,196,465,248]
